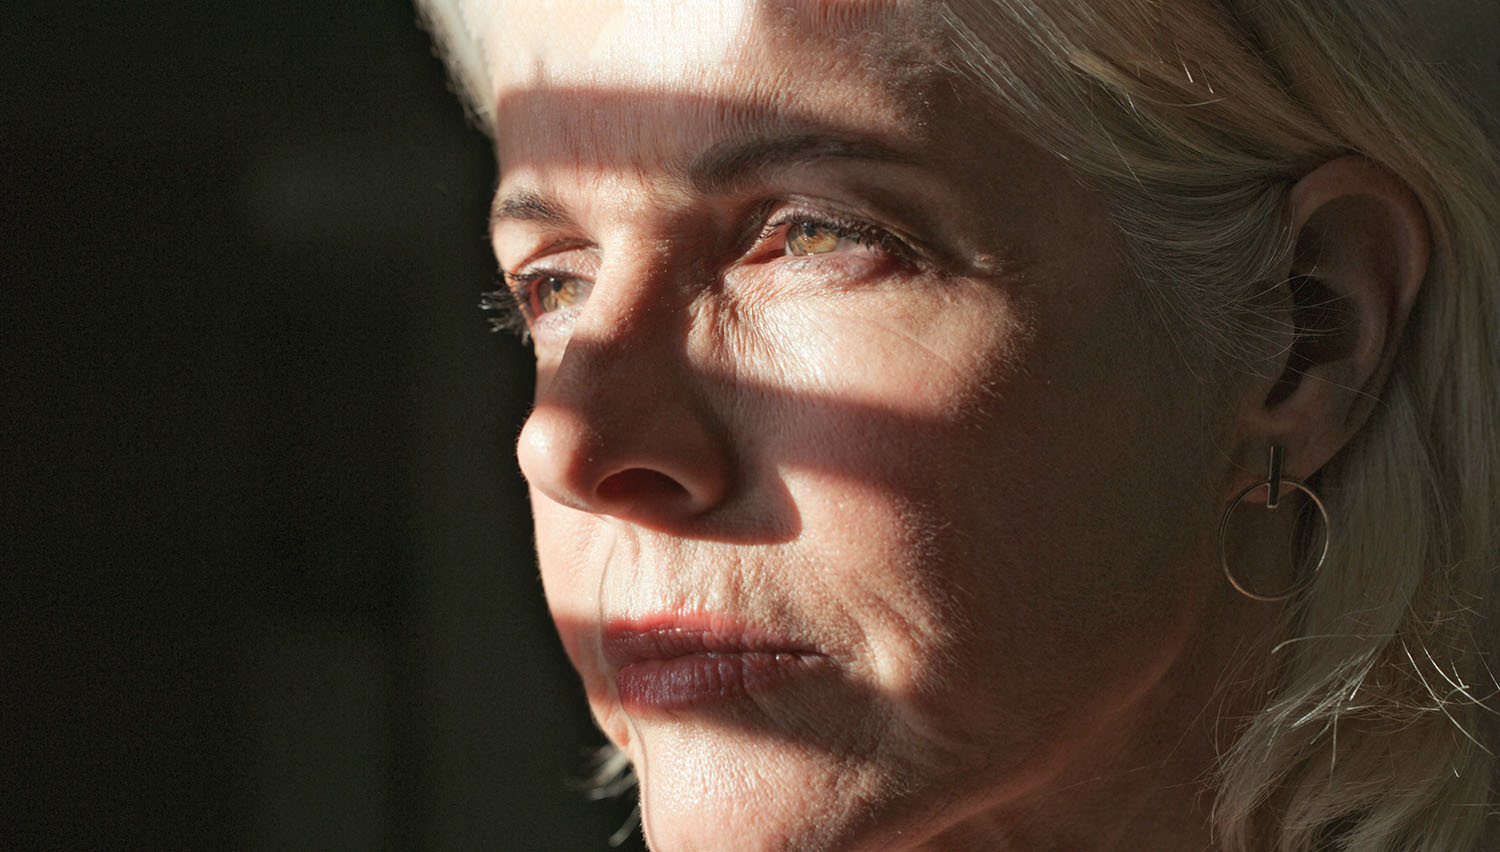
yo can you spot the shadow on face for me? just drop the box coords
[485,74,1262,852]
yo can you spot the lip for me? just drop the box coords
[602,615,829,713]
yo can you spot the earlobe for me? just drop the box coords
[1234,156,1429,489]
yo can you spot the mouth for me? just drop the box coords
[602,615,830,714]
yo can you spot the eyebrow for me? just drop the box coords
[688,132,915,192]
[488,131,916,233]
[489,190,572,233]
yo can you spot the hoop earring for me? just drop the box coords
[1218,445,1331,602]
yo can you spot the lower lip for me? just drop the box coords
[615,651,823,713]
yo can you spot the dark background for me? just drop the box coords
[4,1,643,849]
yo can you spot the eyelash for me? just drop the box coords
[479,279,528,339]
[757,211,907,259]
[482,210,911,340]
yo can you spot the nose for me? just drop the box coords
[515,287,733,527]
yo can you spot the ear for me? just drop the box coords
[1228,156,1428,494]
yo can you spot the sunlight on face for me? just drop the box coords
[474,2,1253,850]
[466,0,754,91]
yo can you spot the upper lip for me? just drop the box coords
[601,615,819,669]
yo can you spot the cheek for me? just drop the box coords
[531,494,604,678]
[711,273,1021,424]
[748,268,1219,749]
[533,495,654,749]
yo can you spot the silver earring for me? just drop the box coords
[1218,445,1331,601]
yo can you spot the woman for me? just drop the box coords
[418,0,1499,849]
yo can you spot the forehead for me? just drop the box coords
[466,0,936,85]
[465,0,950,167]
[474,0,756,88]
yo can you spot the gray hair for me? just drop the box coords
[933,2,1499,847]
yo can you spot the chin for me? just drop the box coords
[601,671,1027,852]
[629,726,932,852]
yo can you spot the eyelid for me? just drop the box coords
[754,205,917,264]
[760,211,884,244]
[498,234,596,276]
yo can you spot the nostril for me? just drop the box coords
[595,468,693,509]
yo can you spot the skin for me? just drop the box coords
[467,1,1378,849]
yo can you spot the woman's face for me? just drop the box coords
[481,1,1257,849]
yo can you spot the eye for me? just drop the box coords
[506,270,594,323]
[786,220,854,256]
[759,212,905,263]
[533,273,590,313]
